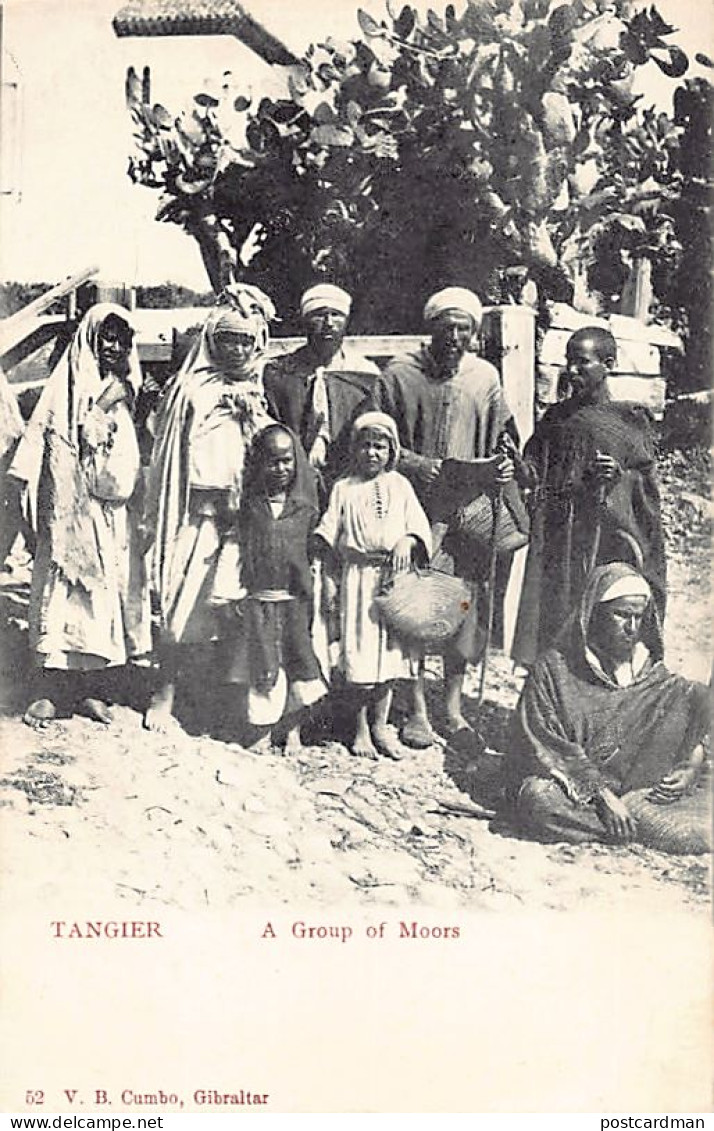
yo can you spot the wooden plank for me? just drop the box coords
[540,328,660,374]
[616,340,661,376]
[0,266,98,353]
[1,315,67,370]
[608,375,667,415]
[135,332,430,366]
[610,313,682,350]
[138,340,172,363]
[537,363,666,415]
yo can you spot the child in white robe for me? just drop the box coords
[313,412,431,759]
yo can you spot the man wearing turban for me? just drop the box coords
[263,284,379,487]
[378,287,516,749]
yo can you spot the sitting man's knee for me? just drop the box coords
[516,776,563,829]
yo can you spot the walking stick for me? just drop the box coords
[588,482,608,575]
[477,484,504,712]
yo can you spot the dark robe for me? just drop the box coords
[512,398,666,668]
[226,438,321,689]
[262,345,378,484]
[505,563,710,852]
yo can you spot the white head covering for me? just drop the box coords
[350,410,400,471]
[9,302,141,491]
[300,284,352,319]
[598,574,652,604]
[145,288,274,625]
[177,284,275,384]
[423,287,483,328]
[7,303,141,588]
[211,283,276,357]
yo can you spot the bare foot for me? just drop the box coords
[23,698,57,729]
[400,714,436,749]
[143,683,177,733]
[350,732,378,760]
[282,728,302,756]
[250,733,274,755]
[444,714,472,735]
[77,697,112,725]
[351,703,378,759]
[372,724,403,761]
[143,703,180,733]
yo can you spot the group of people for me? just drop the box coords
[1,279,709,854]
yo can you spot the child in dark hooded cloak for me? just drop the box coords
[217,424,326,752]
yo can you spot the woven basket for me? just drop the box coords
[374,568,472,646]
[625,784,712,855]
[458,480,530,556]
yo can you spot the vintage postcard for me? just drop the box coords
[0,0,712,1116]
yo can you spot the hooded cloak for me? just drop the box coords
[8,304,150,668]
[505,563,710,851]
[10,303,143,590]
[144,285,275,638]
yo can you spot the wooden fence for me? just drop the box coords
[0,279,684,654]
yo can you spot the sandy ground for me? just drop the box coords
[0,456,711,916]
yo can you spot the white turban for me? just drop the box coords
[423,287,483,327]
[598,575,652,604]
[300,284,352,319]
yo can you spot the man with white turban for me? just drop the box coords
[263,284,379,486]
[378,286,516,749]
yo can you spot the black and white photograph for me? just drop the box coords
[0,0,711,1117]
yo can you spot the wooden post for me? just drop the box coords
[482,304,536,444]
[481,305,536,657]
[620,256,653,321]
